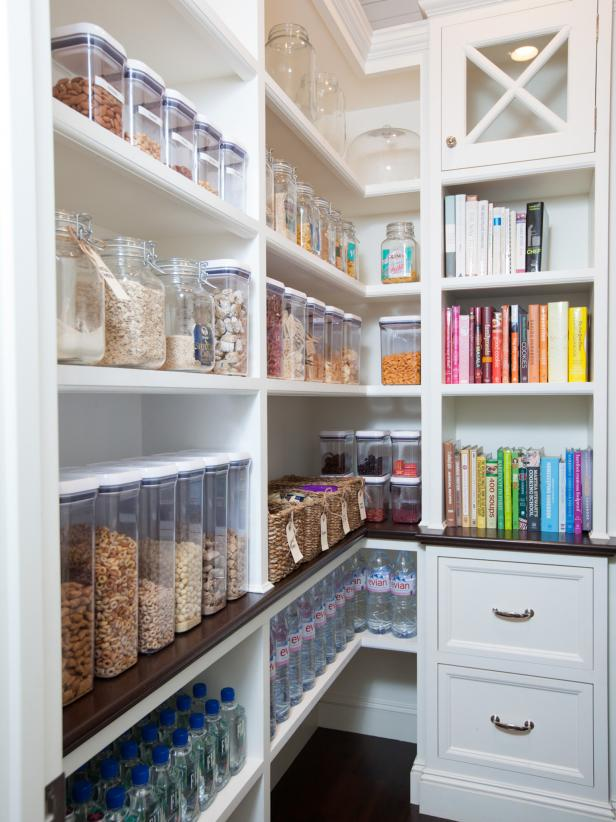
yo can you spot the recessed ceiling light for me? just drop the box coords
[510,45,539,62]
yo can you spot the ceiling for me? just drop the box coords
[359,0,424,29]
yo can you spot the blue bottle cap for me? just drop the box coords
[193,682,207,699]
[205,698,220,716]
[131,763,149,786]
[120,739,138,760]
[152,744,169,765]
[141,723,158,744]
[220,687,235,703]
[189,712,205,730]
[159,708,175,727]
[106,785,126,811]
[172,727,189,747]
[176,693,191,712]
[100,757,119,779]
[72,778,93,804]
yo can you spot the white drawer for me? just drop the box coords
[438,665,594,786]
[437,556,594,670]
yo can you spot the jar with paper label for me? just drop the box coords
[391,476,421,524]
[162,88,196,180]
[391,430,421,478]
[296,182,316,252]
[273,160,297,241]
[55,210,105,364]
[343,222,359,278]
[364,475,390,523]
[51,23,126,136]
[324,305,344,383]
[320,431,354,476]
[200,260,250,376]
[342,313,361,384]
[194,116,221,196]
[220,141,248,211]
[329,208,344,270]
[266,277,284,379]
[99,237,166,369]
[282,287,307,381]
[381,222,417,284]
[313,197,329,260]
[123,59,164,159]
[155,258,215,372]
[305,297,325,382]
[266,149,275,228]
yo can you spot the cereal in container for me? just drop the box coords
[162,88,196,180]
[379,315,421,385]
[282,287,307,381]
[266,277,285,379]
[324,305,344,383]
[296,182,316,252]
[342,313,361,384]
[305,297,325,382]
[123,59,164,159]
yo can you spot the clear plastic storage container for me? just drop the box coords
[156,258,215,372]
[324,306,344,383]
[220,141,248,211]
[55,210,105,365]
[305,297,325,382]
[296,183,316,252]
[52,23,126,136]
[391,431,421,478]
[381,222,418,284]
[356,431,391,477]
[282,287,307,381]
[364,475,390,523]
[320,431,354,476]
[194,116,221,195]
[273,160,297,241]
[200,456,230,615]
[99,237,166,369]
[342,313,361,385]
[265,24,316,120]
[59,470,98,705]
[391,477,421,524]
[162,89,196,180]
[200,260,250,377]
[226,453,252,600]
[123,59,164,159]
[266,277,284,379]
[379,315,421,385]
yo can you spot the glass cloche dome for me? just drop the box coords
[346,125,419,185]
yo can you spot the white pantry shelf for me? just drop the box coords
[364,282,422,300]
[266,381,422,398]
[199,757,264,822]
[361,634,419,653]
[442,382,594,397]
[441,270,595,294]
[58,365,261,395]
[364,179,421,199]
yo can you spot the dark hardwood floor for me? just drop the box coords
[271,728,449,822]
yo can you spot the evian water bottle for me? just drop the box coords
[352,552,367,632]
[312,583,327,676]
[366,551,392,634]
[323,575,337,664]
[334,566,347,652]
[391,552,417,638]
[298,592,316,690]
[286,603,303,706]
[343,562,355,642]
[270,612,290,722]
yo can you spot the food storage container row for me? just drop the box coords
[320,430,421,478]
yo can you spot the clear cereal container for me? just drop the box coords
[123,59,164,159]
[391,476,422,524]
[266,277,284,379]
[52,23,126,136]
[194,116,222,196]
[220,141,248,211]
[324,305,344,383]
[356,431,391,477]
[379,315,421,385]
[305,297,325,382]
[342,313,361,385]
[364,475,390,523]
[162,89,196,181]
[282,287,307,381]
[200,260,250,377]
[201,456,230,615]
[225,453,252,600]
[59,470,98,705]
[391,430,421,478]
[320,430,355,476]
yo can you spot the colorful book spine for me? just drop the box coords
[512,455,520,530]
[582,448,592,532]
[558,460,566,533]
[540,456,559,533]
[519,312,529,383]
[487,203,494,277]
[459,315,470,384]
[518,466,528,530]
[492,311,503,384]
[503,448,512,530]
[468,307,475,384]
[492,207,503,275]
[548,301,569,383]
[452,305,460,383]
[444,441,456,526]
[482,306,494,383]
[515,212,526,273]
[539,303,548,383]
[477,454,487,529]
[573,450,583,535]
[497,447,504,530]
[474,308,483,383]
[454,449,462,526]
[504,207,512,275]
[528,304,540,383]
[509,210,517,275]
[478,201,489,277]
[568,306,588,382]
[455,194,466,277]
[465,196,478,276]
[444,195,456,277]
[470,447,478,527]
[501,304,510,383]
[486,459,497,528]
[527,466,540,531]
[461,446,470,528]
[565,449,574,533]
[525,201,547,273]
[444,307,452,383]
[510,305,526,383]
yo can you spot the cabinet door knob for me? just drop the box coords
[492,607,535,620]
[446,135,457,148]
[491,715,535,733]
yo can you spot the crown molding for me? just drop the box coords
[313,0,373,72]
[418,0,506,16]
[367,21,429,73]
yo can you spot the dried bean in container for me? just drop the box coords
[227,529,247,600]
[202,536,227,615]
[214,289,248,376]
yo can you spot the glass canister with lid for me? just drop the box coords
[296,182,316,252]
[59,469,98,705]
[273,160,297,241]
[225,452,252,600]
[194,116,222,196]
[329,208,344,270]
[364,475,390,523]
[155,257,215,372]
[343,222,359,278]
[320,430,354,476]
[51,23,126,136]
[98,237,166,368]
[266,277,284,379]
[200,259,250,376]
[265,23,316,120]
[313,197,330,260]
[282,287,307,381]
[391,430,421,478]
[162,88,196,180]
[381,221,418,284]
[342,313,361,385]
[391,476,421,524]
[305,297,325,382]
[220,141,248,211]
[123,59,164,159]
[356,431,391,477]
[324,305,344,383]
[379,315,421,385]
[55,210,105,364]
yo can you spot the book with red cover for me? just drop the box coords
[501,304,510,383]
[481,306,494,383]
[452,305,460,384]
[444,307,452,383]
[492,311,503,383]
[539,303,548,383]
[528,303,540,382]
[474,306,483,383]
[468,307,476,384]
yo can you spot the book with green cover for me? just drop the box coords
[497,447,505,530]
[477,453,487,529]
[486,458,498,528]
[512,453,520,530]
[503,448,513,530]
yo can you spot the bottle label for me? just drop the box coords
[353,572,365,592]
[335,591,345,609]
[382,248,405,279]
[237,715,246,741]
[137,104,162,127]
[344,584,355,601]
[276,644,289,666]
[302,620,315,640]
[314,607,326,625]
[270,657,276,679]
[171,130,193,151]
[189,770,196,790]
[326,599,337,618]
[347,242,356,262]
[289,631,302,652]
[194,323,214,366]
[367,571,391,593]
[94,74,124,103]
[392,572,416,597]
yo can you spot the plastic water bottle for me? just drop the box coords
[343,562,356,642]
[68,778,97,821]
[271,612,290,722]
[269,630,277,737]
[140,724,159,766]
[158,708,177,749]
[323,576,337,663]
[366,550,392,634]
[103,785,129,821]
[352,552,367,632]
[392,552,417,638]
[286,602,303,706]
[171,728,198,821]
[127,764,161,822]
[149,745,180,822]
[176,693,192,729]
[95,757,122,805]
[119,740,140,789]
[311,583,327,676]
[192,682,207,715]
[189,712,217,811]
[205,699,230,790]
[220,687,247,775]
[298,592,316,690]
[334,566,347,652]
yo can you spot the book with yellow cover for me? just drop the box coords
[568,306,588,382]
[477,453,487,529]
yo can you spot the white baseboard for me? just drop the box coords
[318,694,418,743]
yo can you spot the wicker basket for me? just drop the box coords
[335,475,366,531]
[267,499,309,584]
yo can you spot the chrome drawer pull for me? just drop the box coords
[491,714,534,733]
[492,607,535,620]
